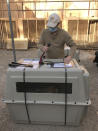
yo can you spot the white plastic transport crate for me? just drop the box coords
[3,59,91,126]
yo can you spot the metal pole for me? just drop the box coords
[7,0,16,62]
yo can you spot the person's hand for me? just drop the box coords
[42,46,48,52]
[64,56,72,64]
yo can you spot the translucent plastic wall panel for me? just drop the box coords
[78,20,88,42]
[23,3,35,18]
[36,2,63,18]
[6,21,17,38]
[95,23,98,41]
[1,2,8,18]
[23,20,28,38]
[68,20,77,41]
[29,20,36,41]
[64,2,89,18]
[89,2,98,17]
[37,20,45,39]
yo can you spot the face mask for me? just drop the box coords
[48,27,57,32]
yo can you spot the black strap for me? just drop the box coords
[23,68,31,124]
[65,66,67,125]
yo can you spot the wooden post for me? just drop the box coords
[93,22,96,43]
[35,0,37,41]
[76,20,79,42]
[87,0,90,44]
[5,20,8,39]
[27,19,29,39]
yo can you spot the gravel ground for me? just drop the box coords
[0,49,98,131]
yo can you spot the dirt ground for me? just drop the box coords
[0,49,98,131]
